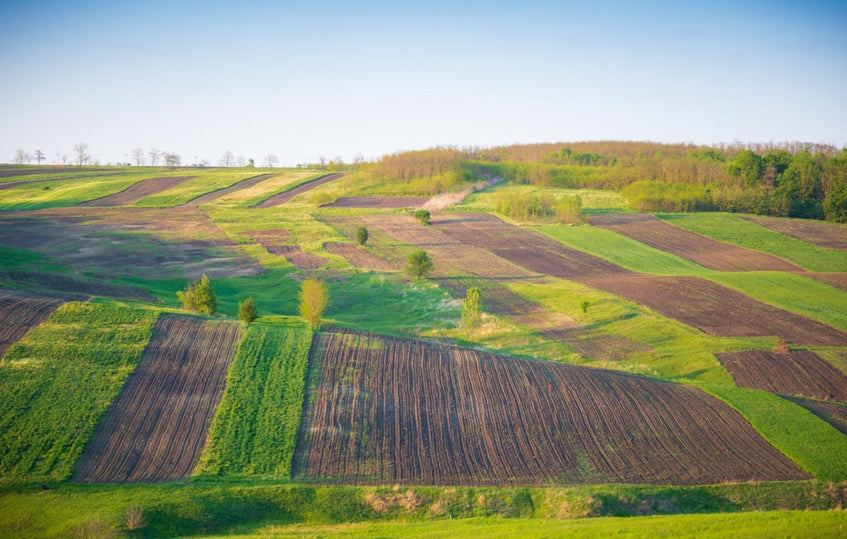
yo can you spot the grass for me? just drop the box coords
[198,321,312,477]
[661,212,847,272]
[1,481,846,538]
[702,385,847,481]
[0,170,166,210]
[0,301,158,480]
[534,224,711,276]
[132,170,257,206]
[211,170,327,208]
[707,271,847,332]
[459,184,629,214]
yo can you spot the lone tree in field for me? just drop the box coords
[461,286,483,331]
[356,226,369,246]
[238,297,258,324]
[299,278,329,329]
[177,274,216,314]
[414,209,431,226]
[406,249,434,280]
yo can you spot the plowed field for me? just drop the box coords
[252,173,344,208]
[293,330,807,486]
[73,314,241,483]
[181,173,276,206]
[591,214,802,271]
[323,196,429,209]
[0,289,65,358]
[325,243,396,271]
[746,216,847,251]
[716,350,847,401]
[245,231,327,269]
[782,396,847,435]
[79,176,194,206]
[0,270,156,301]
[804,273,847,291]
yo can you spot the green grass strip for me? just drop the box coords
[703,385,847,481]
[198,321,312,477]
[708,272,847,332]
[661,213,847,272]
[0,171,162,211]
[534,224,710,275]
[132,170,257,207]
[0,302,157,480]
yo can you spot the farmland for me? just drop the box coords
[294,330,806,486]
[74,314,241,483]
[0,162,846,537]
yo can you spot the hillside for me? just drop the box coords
[0,159,846,537]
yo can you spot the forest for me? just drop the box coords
[368,141,847,222]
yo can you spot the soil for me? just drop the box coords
[79,176,195,206]
[325,242,396,271]
[0,288,66,358]
[251,173,345,208]
[782,396,847,435]
[322,196,429,209]
[181,173,276,206]
[591,213,803,272]
[745,215,847,251]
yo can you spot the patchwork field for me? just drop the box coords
[252,172,345,208]
[74,314,241,483]
[324,196,429,208]
[180,173,276,206]
[0,288,66,358]
[590,213,802,272]
[746,215,847,251]
[716,350,847,401]
[0,270,156,301]
[80,176,194,206]
[293,330,807,486]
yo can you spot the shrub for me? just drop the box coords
[356,226,369,246]
[177,274,216,314]
[414,209,431,226]
[406,249,434,280]
[299,278,329,329]
[461,287,483,330]
[238,297,258,324]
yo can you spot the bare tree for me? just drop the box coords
[14,149,26,165]
[73,143,89,166]
[263,154,278,168]
[34,149,45,165]
[132,148,145,166]
[148,147,160,167]
[61,154,68,165]
[236,155,246,167]
[163,152,181,167]
[220,150,234,167]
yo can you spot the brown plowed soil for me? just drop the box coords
[782,396,847,435]
[79,176,195,207]
[325,243,396,271]
[245,230,327,269]
[804,273,847,291]
[181,174,276,206]
[716,350,847,401]
[73,314,241,483]
[0,270,156,302]
[293,330,808,486]
[745,216,847,251]
[322,196,429,209]
[252,173,344,208]
[590,275,847,345]
[0,289,66,359]
[591,213,802,272]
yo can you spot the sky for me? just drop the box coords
[1,0,845,165]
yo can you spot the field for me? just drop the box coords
[179,173,276,206]
[0,269,157,301]
[716,350,847,401]
[746,215,847,250]
[80,175,195,206]
[74,314,241,483]
[590,213,802,272]
[294,330,806,486]
[252,172,345,208]
[0,288,66,358]
[324,195,429,208]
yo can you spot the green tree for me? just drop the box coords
[176,282,196,311]
[727,150,764,186]
[414,209,431,225]
[461,286,483,330]
[356,226,369,246]
[238,297,258,324]
[580,300,590,314]
[299,278,329,329]
[193,274,217,314]
[406,249,434,280]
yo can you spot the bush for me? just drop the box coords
[406,250,434,280]
[177,274,216,314]
[356,226,369,246]
[299,279,329,329]
[414,209,431,225]
[238,297,258,324]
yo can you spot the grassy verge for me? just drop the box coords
[702,385,847,481]
[0,302,158,480]
[197,321,312,477]
[661,213,847,272]
[707,272,847,332]
[1,481,845,538]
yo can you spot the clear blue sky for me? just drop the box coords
[1,0,845,165]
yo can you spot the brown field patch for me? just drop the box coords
[716,350,847,401]
[745,216,847,251]
[73,314,241,483]
[245,229,327,269]
[591,213,802,271]
[804,272,847,291]
[0,289,66,359]
[0,209,263,279]
[79,176,195,207]
[322,196,429,209]
[252,173,345,208]
[293,330,807,486]
[782,396,847,435]
[181,173,276,206]
[325,243,396,271]
[0,270,156,301]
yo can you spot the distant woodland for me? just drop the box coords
[368,141,847,222]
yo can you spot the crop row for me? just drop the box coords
[0,289,66,358]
